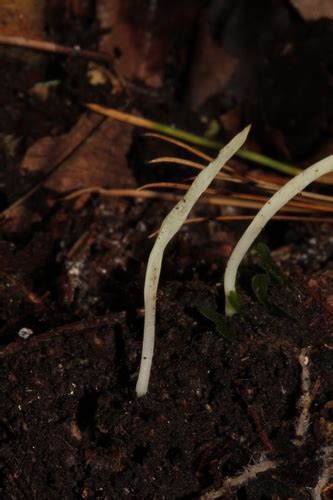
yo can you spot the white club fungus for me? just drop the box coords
[136,125,251,397]
[224,155,333,316]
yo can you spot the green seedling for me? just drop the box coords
[198,304,239,342]
[252,242,286,284]
[227,290,243,314]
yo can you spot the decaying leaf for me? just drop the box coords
[289,0,333,20]
[20,112,135,193]
[2,111,136,236]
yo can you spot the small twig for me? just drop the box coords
[67,230,92,260]
[86,102,301,176]
[137,182,217,195]
[63,187,181,203]
[249,405,274,454]
[150,154,333,211]
[61,186,333,223]
[150,157,235,175]
[144,132,213,162]
[0,35,113,65]
[148,214,333,239]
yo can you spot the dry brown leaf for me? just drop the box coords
[21,113,104,175]
[21,111,135,192]
[290,0,333,20]
[2,112,135,236]
[45,117,135,193]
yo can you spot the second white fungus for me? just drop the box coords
[224,155,333,316]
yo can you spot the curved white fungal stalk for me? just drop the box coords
[224,155,333,316]
[136,125,251,397]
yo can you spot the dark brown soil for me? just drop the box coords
[0,2,332,499]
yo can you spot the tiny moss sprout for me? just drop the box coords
[224,155,333,316]
[136,126,251,397]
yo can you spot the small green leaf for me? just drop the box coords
[227,290,243,314]
[198,305,239,342]
[164,282,179,297]
[251,273,298,322]
[251,274,270,305]
[253,242,285,284]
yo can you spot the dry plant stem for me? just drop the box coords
[144,132,213,162]
[152,154,333,208]
[135,126,251,397]
[64,187,268,210]
[150,157,207,171]
[148,214,333,238]
[224,155,333,316]
[0,35,112,64]
[150,157,236,179]
[86,103,299,175]
[138,182,217,195]
[63,188,333,219]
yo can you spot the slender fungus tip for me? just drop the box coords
[233,124,251,148]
